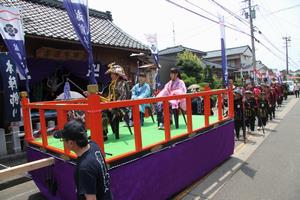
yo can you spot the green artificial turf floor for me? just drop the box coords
[34,114,219,158]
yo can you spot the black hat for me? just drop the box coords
[53,120,87,141]
[138,72,146,77]
[170,67,180,73]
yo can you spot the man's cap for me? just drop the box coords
[245,90,253,94]
[53,120,87,141]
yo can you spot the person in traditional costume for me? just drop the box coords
[104,63,130,140]
[156,67,187,129]
[275,83,283,107]
[190,86,203,115]
[265,85,276,120]
[257,92,269,130]
[283,83,289,100]
[244,90,257,133]
[234,89,245,140]
[130,72,151,126]
[190,86,214,116]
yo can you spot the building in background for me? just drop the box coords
[0,0,150,153]
[205,45,253,79]
[158,45,233,85]
[0,0,150,101]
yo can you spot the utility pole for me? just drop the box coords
[244,0,257,82]
[283,36,291,76]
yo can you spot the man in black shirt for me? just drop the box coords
[54,120,112,200]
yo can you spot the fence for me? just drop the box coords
[21,85,234,163]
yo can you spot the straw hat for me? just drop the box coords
[105,62,126,78]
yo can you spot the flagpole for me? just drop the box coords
[219,16,228,88]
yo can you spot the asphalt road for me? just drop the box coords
[1,97,298,200]
[212,98,300,200]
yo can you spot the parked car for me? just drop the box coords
[283,80,295,94]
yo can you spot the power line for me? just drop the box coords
[265,4,300,16]
[185,0,218,18]
[165,0,296,69]
[209,0,300,69]
[208,0,250,27]
[166,0,252,37]
[185,0,251,37]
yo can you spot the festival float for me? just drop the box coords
[20,84,235,200]
[0,1,235,199]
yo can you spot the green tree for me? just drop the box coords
[211,75,223,89]
[203,65,213,84]
[181,73,197,87]
[176,50,205,86]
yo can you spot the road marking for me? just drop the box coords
[232,162,242,171]
[175,98,299,199]
[202,182,218,195]
[207,185,224,199]
[218,171,231,182]
[234,142,245,153]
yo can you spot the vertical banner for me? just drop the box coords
[219,16,228,88]
[0,53,21,122]
[145,33,161,90]
[0,6,30,91]
[63,0,97,84]
[266,70,271,85]
[276,69,282,84]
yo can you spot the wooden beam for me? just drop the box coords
[0,157,55,181]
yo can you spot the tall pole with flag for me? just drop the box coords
[276,69,282,84]
[63,0,96,84]
[0,6,31,92]
[219,16,228,88]
[145,33,161,90]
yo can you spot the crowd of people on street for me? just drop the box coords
[232,80,292,141]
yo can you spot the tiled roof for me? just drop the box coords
[203,60,235,70]
[1,0,149,51]
[204,45,252,59]
[159,45,207,56]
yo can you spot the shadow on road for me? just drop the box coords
[183,157,249,199]
[240,162,257,179]
[28,192,47,200]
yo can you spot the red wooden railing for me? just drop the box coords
[20,85,234,163]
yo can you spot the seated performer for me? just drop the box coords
[130,72,151,126]
[104,63,130,140]
[190,86,203,115]
[156,67,187,129]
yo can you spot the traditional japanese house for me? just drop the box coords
[0,0,150,125]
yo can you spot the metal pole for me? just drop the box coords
[283,36,291,76]
[247,0,257,81]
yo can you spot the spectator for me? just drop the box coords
[294,83,300,98]
[54,120,112,200]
